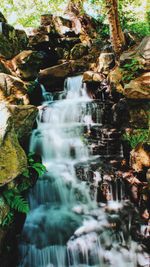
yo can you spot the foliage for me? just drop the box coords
[1,188,29,227]
[23,152,47,178]
[0,153,46,227]
[96,15,109,39]
[3,189,29,214]
[122,129,149,149]
[120,58,143,83]
[117,0,150,39]
[0,0,68,27]
[1,212,14,227]
[0,0,149,34]
[127,22,150,39]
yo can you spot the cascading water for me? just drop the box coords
[19,75,149,267]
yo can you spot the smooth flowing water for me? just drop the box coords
[19,76,149,267]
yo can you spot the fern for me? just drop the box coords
[17,179,31,192]
[1,153,46,227]
[1,212,14,227]
[121,58,144,83]
[122,129,149,149]
[27,153,47,177]
[3,189,29,214]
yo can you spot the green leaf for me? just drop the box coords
[22,169,30,178]
[1,212,14,227]
[3,189,29,214]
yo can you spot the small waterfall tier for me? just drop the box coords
[19,75,149,267]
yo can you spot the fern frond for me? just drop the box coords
[3,190,29,214]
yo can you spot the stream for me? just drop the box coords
[19,75,149,267]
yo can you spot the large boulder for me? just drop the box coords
[41,14,73,36]
[0,23,28,59]
[0,73,29,104]
[70,43,88,59]
[38,62,72,90]
[83,71,104,83]
[8,105,38,140]
[0,56,11,74]
[9,50,46,80]
[128,101,150,128]
[120,36,150,71]
[0,103,27,186]
[124,72,150,99]
[97,52,116,74]
[113,99,150,128]
[108,67,124,94]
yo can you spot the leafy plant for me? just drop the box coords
[3,189,29,214]
[127,22,150,39]
[1,212,14,227]
[122,129,149,148]
[121,58,143,83]
[1,153,46,227]
[22,152,47,178]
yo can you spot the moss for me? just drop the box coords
[0,128,27,186]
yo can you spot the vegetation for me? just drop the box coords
[0,153,46,227]
[120,58,144,83]
[122,129,149,149]
[0,0,149,41]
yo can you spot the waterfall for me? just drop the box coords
[19,75,149,267]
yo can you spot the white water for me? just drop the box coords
[19,76,149,267]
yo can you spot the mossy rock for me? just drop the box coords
[70,43,88,59]
[0,33,14,59]
[0,128,27,186]
[0,104,27,185]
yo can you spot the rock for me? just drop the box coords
[124,29,136,47]
[0,103,27,186]
[8,105,38,140]
[0,23,28,59]
[38,62,72,90]
[70,43,88,59]
[124,72,150,99]
[130,143,150,172]
[9,50,46,80]
[55,47,70,60]
[0,56,11,74]
[15,29,28,50]
[40,14,78,38]
[0,31,15,59]
[108,67,124,94]
[40,14,53,26]
[56,37,81,50]
[41,14,72,28]
[112,98,129,127]
[83,71,104,83]
[97,52,116,74]
[128,100,150,128]
[120,36,150,71]
[146,169,150,188]
[0,12,7,23]
[69,58,90,73]
[0,73,29,104]
[51,15,73,36]
[0,197,9,225]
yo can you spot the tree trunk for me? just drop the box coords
[105,0,125,55]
